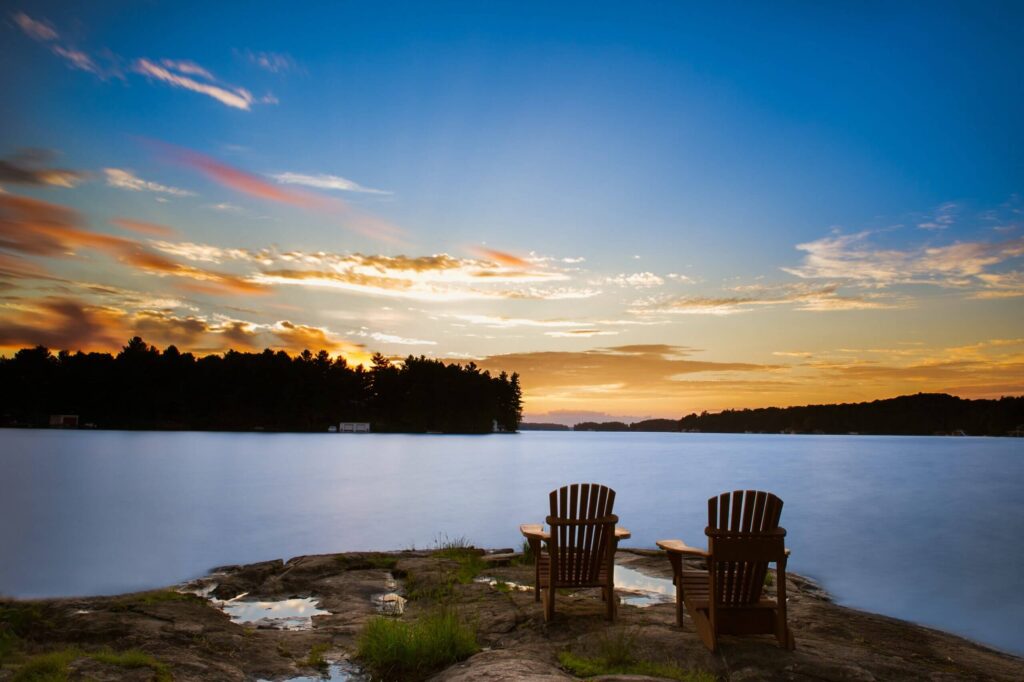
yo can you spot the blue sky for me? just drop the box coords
[1,2,1022,419]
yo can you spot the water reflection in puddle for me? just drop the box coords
[221,596,329,630]
[473,566,673,607]
[259,660,367,681]
[474,576,533,592]
[372,592,406,616]
[615,565,674,607]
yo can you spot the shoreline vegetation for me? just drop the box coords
[524,393,1024,437]
[0,338,522,434]
[1,546,1021,681]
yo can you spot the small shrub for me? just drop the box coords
[764,571,775,587]
[305,643,330,670]
[357,608,478,681]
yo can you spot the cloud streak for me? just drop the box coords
[104,168,194,197]
[147,141,406,243]
[271,172,390,195]
[134,58,261,110]
[0,149,87,188]
[0,193,265,295]
[783,231,1024,291]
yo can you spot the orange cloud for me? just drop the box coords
[144,139,406,243]
[0,193,265,296]
[468,247,530,269]
[0,298,127,351]
[0,193,134,256]
[110,217,177,237]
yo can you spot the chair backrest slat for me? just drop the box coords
[548,483,617,586]
[706,490,785,607]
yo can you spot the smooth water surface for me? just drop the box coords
[1,430,1022,654]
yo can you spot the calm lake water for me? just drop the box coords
[1,430,1022,654]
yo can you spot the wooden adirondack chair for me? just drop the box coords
[520,483,631,622]
[657,490,794,652]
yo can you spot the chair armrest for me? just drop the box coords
[656,539,709,558]
[520,523,550,541]
[614,526,631,540]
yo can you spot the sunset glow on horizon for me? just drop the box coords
[2,3,1023,422]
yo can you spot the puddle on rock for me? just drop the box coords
[474,576,533,592]
[259,660,368,681]
[221,596,329,630]
[614,564,675,607]
[372,592,407,616]
[371,571,407,616]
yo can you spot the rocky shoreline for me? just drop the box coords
[2,548,1021,681]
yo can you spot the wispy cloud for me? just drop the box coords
[0,193,264,295]
[12,12,115,77]
[604,272,664,289]
[240,50,302,74]
[271,172,391,195]
[917,202,958,230]
[545,329,619,338]
[147,140,405,243]
[0,149,87,188]
[630,283,900,315]
[783,230,1024,292]
[351,329,437,346]
[104,168,194,197]
[12,12,58,41]
[109,218,177,238]
[133,58,262,110]
[468,247,531,269]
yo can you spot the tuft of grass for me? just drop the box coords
[357,608,478,681]
[10,649,79,682]
[89,648,171,682]
[305,643,330,671]
[1,603,51,665]
[111,589,205,611]
[404,570,455,601]
[10,647,170,682]
[558,629,716,682]
[516,539,536,566]
[764,571,775,587]
[558,651,716,682]
[432,533,471,553]
[408,536,486,602]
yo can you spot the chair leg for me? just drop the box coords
[605,585,616,621]
[543,587,555,622]
[675,584,684,627]
[776,612,795,650]
[693,610,717,652]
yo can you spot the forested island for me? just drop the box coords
[565,393,1024,436]
[0,338,522,433]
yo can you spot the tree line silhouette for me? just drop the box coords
[0,337,522,433]
[555,394,1023,436]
